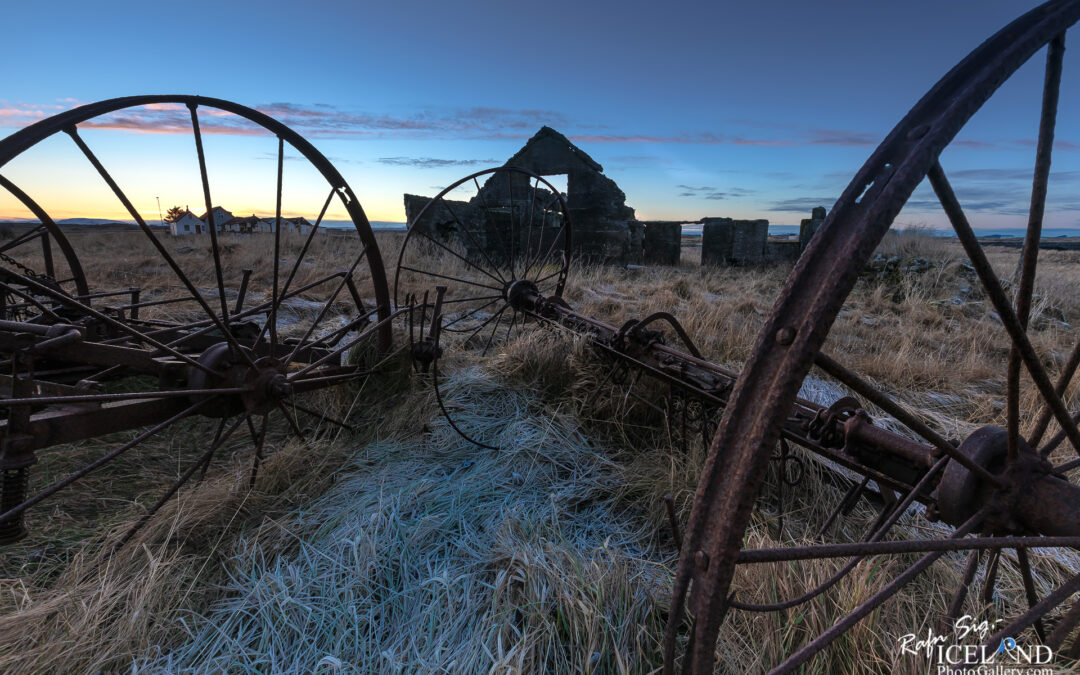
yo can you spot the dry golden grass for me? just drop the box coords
[0,225,1078,673]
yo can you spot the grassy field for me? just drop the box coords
[0,226,1078,673]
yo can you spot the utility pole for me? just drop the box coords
[156,196,163,227]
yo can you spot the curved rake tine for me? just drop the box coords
[113,412,248,553]
[431,356,498,451]
[0,280,64,323]
[730,455,947,613]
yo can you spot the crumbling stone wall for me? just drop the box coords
[642,221,682,265]
[800,206,827,252]
[764,238,800,264]
[701,218,768,266]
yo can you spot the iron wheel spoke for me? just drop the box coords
[396,264,501,293]
[270,136,285,357]
[0,398,212,526]
[64,127,256,371]
[113,412,247,551]
[252,187,334,348]
[188,104,233,329]
[283,248,369,366]
[928,161,1080,458]
[1017,546,1048,641]
[414,202,506,285]
[980,573,1080,655]
[248,414,269,487]
[472,176,515,280]
[1007,34,1064,462]
[439,296,505,332]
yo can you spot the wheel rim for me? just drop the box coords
[394,166,571,351]
[665,2,1080,672]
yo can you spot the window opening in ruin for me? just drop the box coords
[541,173,568,199]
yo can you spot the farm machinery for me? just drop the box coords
[3,2,1080,670]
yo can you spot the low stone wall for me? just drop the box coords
[642,221,681,265]
[764,238,800,264]
[701,218,768,266]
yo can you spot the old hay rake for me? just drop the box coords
[395,1,1080,671]
[0,1,1079,671]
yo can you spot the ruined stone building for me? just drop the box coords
[403,127,827,268]
[405,127,643,266]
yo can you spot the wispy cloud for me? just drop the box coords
[378,157,498,168]
[677,184,755,201]
[766,197,834,213]
[877,167,1080,217]
[0,100,570,141]
[5,100,1077,157]
[606,154,673,168]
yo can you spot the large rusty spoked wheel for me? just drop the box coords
[394,166,571,353]
[667,2,1080,672]
[0,96,394,548]
[0,176,89,320]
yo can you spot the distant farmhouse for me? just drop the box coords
[168,206,312,236]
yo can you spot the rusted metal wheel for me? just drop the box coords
[0,176,89,318]
[666,2,1080,672]
[0,96,395,547]
[394,166,571,352]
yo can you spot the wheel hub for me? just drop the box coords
[504,278,540,311]
[187,342,291,417]
[934,425,1079,536]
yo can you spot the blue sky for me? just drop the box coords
[1,0,1077,227]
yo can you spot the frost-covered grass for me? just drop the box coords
[138,371,668,673]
